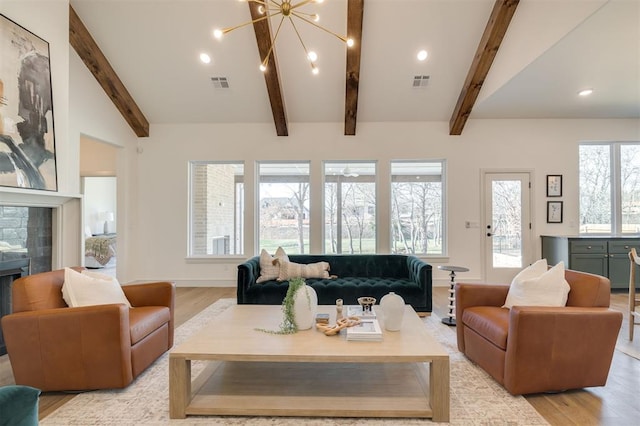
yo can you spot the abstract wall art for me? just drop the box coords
[0,13,57,191]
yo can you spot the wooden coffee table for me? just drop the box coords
[169,304,450,421]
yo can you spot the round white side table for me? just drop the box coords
[438,265,469,326]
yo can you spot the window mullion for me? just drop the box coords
[612,143,622,234]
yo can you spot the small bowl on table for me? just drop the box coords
[357,296,376,314]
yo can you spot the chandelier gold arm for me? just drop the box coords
[289,17,318,73]
[219,11,282,35]
[289,0,318,11]
[291,12,350,44]
[261,15,287,71]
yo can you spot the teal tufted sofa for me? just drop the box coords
[237,254,432,313]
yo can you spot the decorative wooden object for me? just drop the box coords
[315,316,361,336]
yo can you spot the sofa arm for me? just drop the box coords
[504,306,623,395]
[455,283,510,352]
[237,256,260,304]
[1,305,133,391]
[406,256,431,288]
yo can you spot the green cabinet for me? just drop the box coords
[541,235,640,290]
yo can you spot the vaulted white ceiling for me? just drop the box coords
[70,0,639,133]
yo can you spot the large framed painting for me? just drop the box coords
[0,13,57,191]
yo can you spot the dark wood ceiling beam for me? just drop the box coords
[249,2,288,136]
[449,0,519,135]
[69,5,149,137]
[344,0,364,136]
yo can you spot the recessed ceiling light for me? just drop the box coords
[578,88,593,96]
[200,53,211,64]
[417,50,428,61]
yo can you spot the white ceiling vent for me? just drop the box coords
[412,75,430,88]
[211,77,230,89]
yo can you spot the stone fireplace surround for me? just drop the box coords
[0,188,82,355]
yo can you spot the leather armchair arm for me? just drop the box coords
[122,281,174,308]
[1,305,133,391]
[455,283,510,309]
[122,281,175,347]
[504,306,623,395]
[455,283,510,352]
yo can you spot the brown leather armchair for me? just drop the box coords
[1,268,175,392]
[455,268,622,395]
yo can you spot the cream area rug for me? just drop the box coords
[41,299,548,426]
[614,314,640,361]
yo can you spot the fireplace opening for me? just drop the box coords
[1,205,53,356]
[0,258,30,355]
[0,205,52,273]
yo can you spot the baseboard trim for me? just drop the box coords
[173,280,235,288]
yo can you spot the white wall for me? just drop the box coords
[69,44,138,280]
[83,176,116,235]
[131,119,640,286]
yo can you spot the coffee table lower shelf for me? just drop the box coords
[171,360,448,420]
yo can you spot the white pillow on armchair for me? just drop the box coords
[503,260,570,308]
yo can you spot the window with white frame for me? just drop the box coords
[188,161,244,256]
[579,142,640,234]
[324,162,376,254]
[258,162,310,254]
[391,160,445,255]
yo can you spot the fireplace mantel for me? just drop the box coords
[1,188,83,269]
[1,187,82,207]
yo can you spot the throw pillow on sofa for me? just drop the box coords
[503,260,570,308]
[256,247,289,283]
[275,259,333,281]
[62,267,132,308]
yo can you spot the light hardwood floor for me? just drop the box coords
[1,286,637,424]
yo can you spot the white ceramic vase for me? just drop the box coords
[293,285,318,330]
[380,291,405,331]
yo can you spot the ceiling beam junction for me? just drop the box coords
[344,0,364,136]
[449,0,519,135]
[69,5,149,138]
[249,1,288,136]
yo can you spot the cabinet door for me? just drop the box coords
[607,241,640,290]
[608,254,632,289]
[570,254,608,276]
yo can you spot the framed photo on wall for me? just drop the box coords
[0,13,57,191]
[547,201,563,223]
[546,175,562,197]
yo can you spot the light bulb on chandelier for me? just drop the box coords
[213,0,353,74]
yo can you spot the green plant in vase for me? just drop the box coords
[256,277,309,335]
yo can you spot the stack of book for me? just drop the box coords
[346,305,377,319]
[346,318,383,341]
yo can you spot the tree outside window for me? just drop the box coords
[579,142,640,234]
[324,162,376,254]
[258,162,310,254]
[391,161,444,255]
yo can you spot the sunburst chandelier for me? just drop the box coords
[214,0,354,75]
